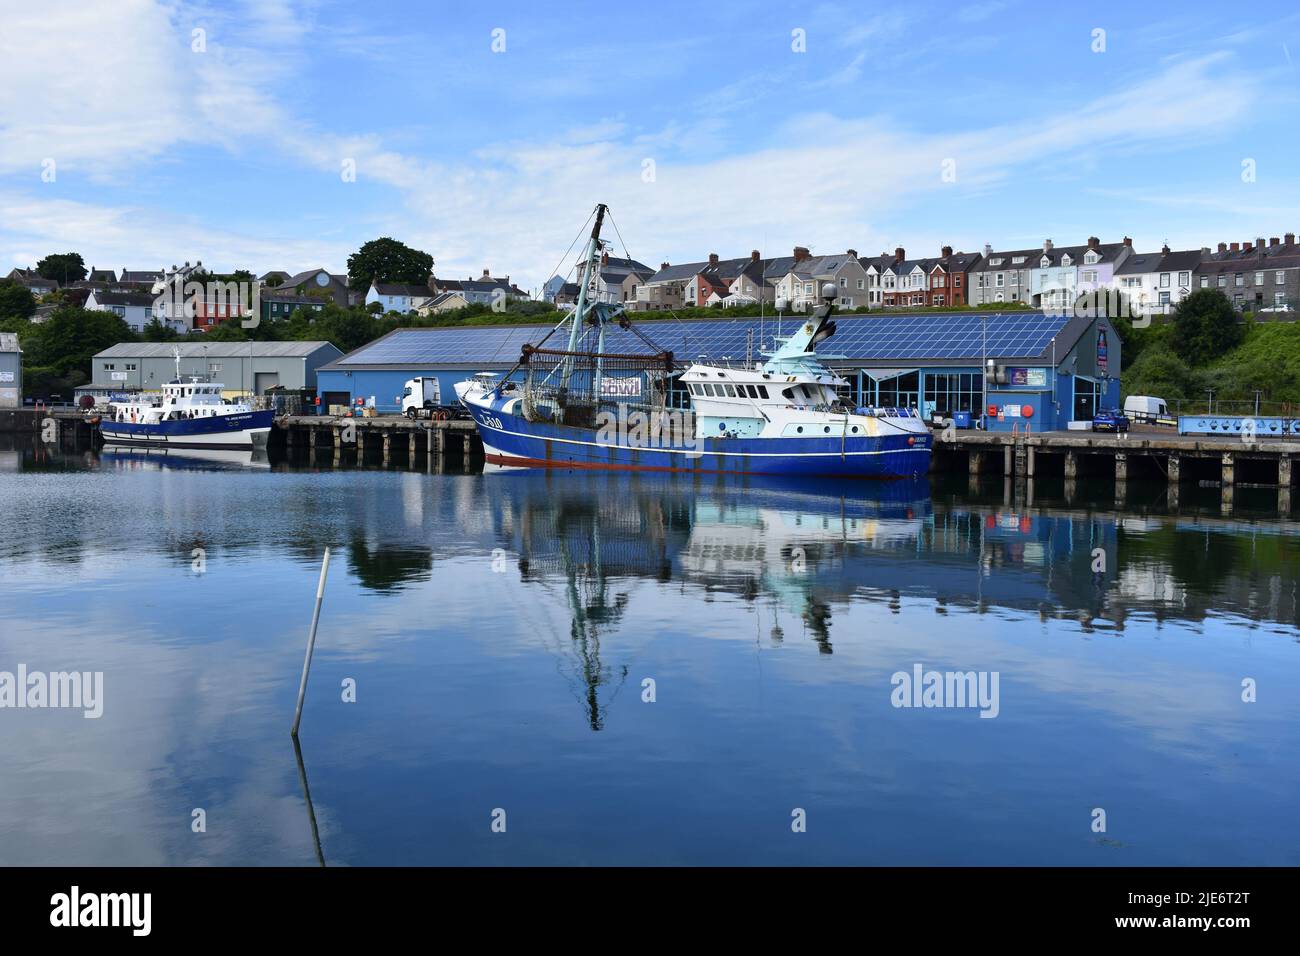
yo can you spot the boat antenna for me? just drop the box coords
[171,344,181,382]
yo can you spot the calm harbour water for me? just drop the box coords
[1,442,1298,866]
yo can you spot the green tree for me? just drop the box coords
[36,252,87,285]
[141,317,179,342]
[1171,289,1242,366]
[22,307,134,382]
[200,319,251,341]
[346,238,433,292]
[1123,344,1197,401]
[0,279,37,318]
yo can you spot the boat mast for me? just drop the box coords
[562,203,607,391]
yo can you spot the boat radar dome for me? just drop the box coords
[821,282,837,301]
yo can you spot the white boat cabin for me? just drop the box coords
[109,379,252,425]
[680,363,924,439]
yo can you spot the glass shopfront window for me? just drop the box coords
[923,371,981,416]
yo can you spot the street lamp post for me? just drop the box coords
[1050,336,1057,429]
[981,314,987,429]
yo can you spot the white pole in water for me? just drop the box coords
[291,548,331,736]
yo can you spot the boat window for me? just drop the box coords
[744,385,757,398]
[782,388,795,400]
[757,385,769,399]
[724,385,736,397]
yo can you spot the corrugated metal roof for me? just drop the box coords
[94,341,340,359]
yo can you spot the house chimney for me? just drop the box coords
[707,253,719,266]
[660,261,670,271]
[983,243,992,257]
[600,252,609,266]
[482,268,491,278]
[751,249,761,262]
[1122,237,1132,247]
[894,246,905,262]
[1161,243,1170,254]
[1257,236,1266,250]
[1088,236,1100,249]
[1286,233,1296,246]
[1230,242,1239,252]
[1201,247,1210,256]
[846,248,857,259]
[941,245,953,257]
[793,246,810,263]
[1043,239,1053,252]
[1218,242,1228,253]
[1243,242,1253,253]
[1270,237,1280,246]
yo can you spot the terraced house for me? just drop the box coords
[1197,235,1300,314]
[1113,244,1201,315]
[773,249,872,311]
[637,250,797,311]
[1026,237,1132,311]
[924,246,982,307]
[969,245,1038,305]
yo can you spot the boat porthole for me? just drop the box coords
[823,426,830,433]
[719,423,726,431]
[852,426,858,433]
[796,426,803,434]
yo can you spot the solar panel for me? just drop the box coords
[335,312,1072,367]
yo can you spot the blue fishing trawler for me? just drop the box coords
[457,204,931,478]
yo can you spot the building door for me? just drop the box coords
[1073,377,1100,421]
[254,371,280,394]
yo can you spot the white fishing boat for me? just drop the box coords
[98,348,273,450]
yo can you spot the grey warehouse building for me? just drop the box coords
[83,341,343,401]
[0,333,21,408]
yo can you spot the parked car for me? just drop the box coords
[1092,408,1130,432]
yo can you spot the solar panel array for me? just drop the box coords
[336,312,1072,368]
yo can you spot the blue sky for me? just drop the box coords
[2,0,1299,292]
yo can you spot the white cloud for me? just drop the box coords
[0,191,345,273]
[0,1,1274,288]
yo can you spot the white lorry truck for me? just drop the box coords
[401,377,446,419]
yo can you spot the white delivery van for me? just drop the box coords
[1123,395,1168,424]
[401,377,442,419]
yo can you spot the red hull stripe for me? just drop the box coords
[483,452,908,480]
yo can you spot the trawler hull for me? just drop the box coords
[470,404,931,478]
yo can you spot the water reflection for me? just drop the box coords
[2,447,1299,865]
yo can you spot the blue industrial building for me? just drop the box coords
[316,310,1120,430]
